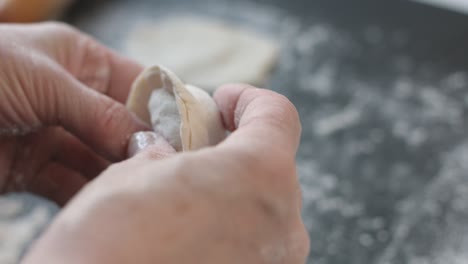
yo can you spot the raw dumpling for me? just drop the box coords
[125,16,279,92]
[126,65,226,151]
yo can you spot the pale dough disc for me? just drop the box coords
[124,16,279,92]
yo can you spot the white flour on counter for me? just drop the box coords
[60,1,468,263]
[0,193,58,264]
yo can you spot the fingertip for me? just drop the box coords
[93,95,151,159]
[128,131,176,160]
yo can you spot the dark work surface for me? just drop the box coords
[64,1,468,263]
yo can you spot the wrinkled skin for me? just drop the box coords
[0,22,147,205]
[0,23,310,263]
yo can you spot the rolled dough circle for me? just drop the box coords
[125,16,279,92]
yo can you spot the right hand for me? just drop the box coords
[23,84,310,264]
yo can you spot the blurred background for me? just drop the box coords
[2,0,468,263]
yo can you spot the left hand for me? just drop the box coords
[0,22,148,205]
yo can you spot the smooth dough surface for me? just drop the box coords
[125,16,279,92]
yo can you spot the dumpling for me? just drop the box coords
[126,65,226,151]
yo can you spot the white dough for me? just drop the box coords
[125,16,279,92]
[148,88,182,151]
[126,65,226,152]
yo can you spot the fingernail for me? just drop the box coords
[127,131,162,157]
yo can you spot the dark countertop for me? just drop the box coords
[63,0,468,263]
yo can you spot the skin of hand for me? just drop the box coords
[0,22,149,205]
[22,84,311,264]
[0,22,309,263]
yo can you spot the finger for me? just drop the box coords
[53,128,110,179]
[0,25,146,160]
[214,84,302,156]
[0,137,17,191]
[106,48,143,103]
[6,128,62,193]
[29,162,88,206]
[58,82,150,161]
[3,22,143,103]
[4,127,107,190]
[54,23,143,103]
[30,58,150,161]
[67,33,143,103]
[128,131,176,161]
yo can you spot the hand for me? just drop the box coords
[0,22,148,205]
[22,84,310,264]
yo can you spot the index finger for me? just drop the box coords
[11,22,143,103]
[214,84,302,157]
[104,48,143,103]
[67,31,144,103]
